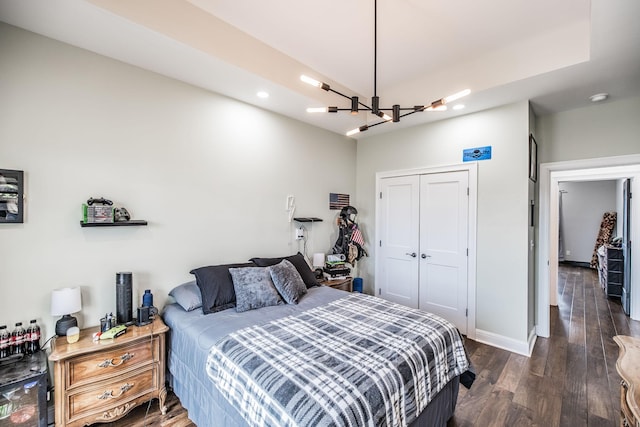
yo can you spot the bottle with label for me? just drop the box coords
[25,319,41,355]
[11,322,26,355]
[0,325,9,359]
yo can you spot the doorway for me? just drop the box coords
[537,155,640,337]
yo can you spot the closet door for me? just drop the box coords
[419,171,469,333]
[378,175,420,308]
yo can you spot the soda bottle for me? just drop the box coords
[25,319,41,354]
[11,322,26,355]
[0,325,9,359]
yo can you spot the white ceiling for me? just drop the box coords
[1,0,639,138]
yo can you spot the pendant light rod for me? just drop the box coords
[301,0,471,136]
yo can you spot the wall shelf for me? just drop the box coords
[293,217,323,222]
[80,220,148,227]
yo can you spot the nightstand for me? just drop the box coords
[320,277,353,292]
[48,317,168,427]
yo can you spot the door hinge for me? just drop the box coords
[378,288,381,296]
[467,187,469,196]
[465,308,468,317]
[466,248,468,256]
[379,191,383,199]
[379,240,382,247]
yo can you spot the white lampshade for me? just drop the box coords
[51,287,82,316]
[312,253,326,268]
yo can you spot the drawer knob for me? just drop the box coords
[97,383,134,400]
[97,352,134,368]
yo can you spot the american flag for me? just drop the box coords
[351,225,365,246]
[329,193,350,210]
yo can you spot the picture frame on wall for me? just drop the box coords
[0,169,24,223]
[529,134,538,182]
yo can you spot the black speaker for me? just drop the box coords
[116,272,133,325]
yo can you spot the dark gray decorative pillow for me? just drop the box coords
[169,280,202,312]
[250,252,319,288]
[229,266,283,313]
[268,259,307,304]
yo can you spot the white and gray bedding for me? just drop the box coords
[164,285,471,427]
[205,293,469,427]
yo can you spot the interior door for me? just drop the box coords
[378,175,420,308]
[418,171,469,333]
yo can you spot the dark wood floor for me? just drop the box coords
[107,264,639,426]
[450,264,640,426]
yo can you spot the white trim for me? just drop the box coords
[475,328,532,356]
[537,154,640,338]
[528,327,537,356]
[375,162,477,340]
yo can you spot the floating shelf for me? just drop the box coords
[80,220,148,227]
[293,217,323,223]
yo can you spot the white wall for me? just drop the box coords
[538,96,640,164]
[356,101,532,347]
[558,180,617,263]
[0,23,356,339]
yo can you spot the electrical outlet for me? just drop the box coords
[295,227,304,240]
[566,250,571,256]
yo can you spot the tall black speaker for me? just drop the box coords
[116,272,133,325]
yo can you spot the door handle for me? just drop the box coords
[421,254,430,259]
[406,252,417,258]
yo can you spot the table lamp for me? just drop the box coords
[51,287,82,336]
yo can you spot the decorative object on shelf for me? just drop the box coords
[114,207,130,222]
[82,197,114,224]
[301,0,469,136]
[81,196,146,227]
[51,287,82,337]
[0,169,24,224]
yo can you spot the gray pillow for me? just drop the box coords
[229,266,283,313]
[269,260,307,304]
[169,280,202,312]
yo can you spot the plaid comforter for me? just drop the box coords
[206,293,470,427]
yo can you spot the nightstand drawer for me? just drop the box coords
[67,368,157,422]
[67,339,157,389]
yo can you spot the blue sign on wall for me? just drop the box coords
[463,146,492,162]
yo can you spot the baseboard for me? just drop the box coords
[475,329,532,356]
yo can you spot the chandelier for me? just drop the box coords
[301,0,470,137]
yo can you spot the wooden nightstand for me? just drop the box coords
[48,317,168,427]
[614,335,640,427]
[320,277,353,292]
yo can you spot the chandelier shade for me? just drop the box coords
[302,0,470,136]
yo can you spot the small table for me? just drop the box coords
[614,335,640,427]
[48,317,168,427]
[320,277,353,292]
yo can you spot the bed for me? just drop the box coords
[162,255,472,427]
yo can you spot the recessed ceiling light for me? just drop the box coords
[257,91,269,99]
[589,93,608,102]
[452,104,465,110]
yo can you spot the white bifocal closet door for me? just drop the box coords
[419,171,469,334]
[378,175,420,308]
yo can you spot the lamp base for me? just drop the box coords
[55,314,78,337]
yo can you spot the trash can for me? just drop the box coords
[353,277,363,293]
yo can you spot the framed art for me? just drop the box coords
[0,169,24,223]
[529,135,538,182]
